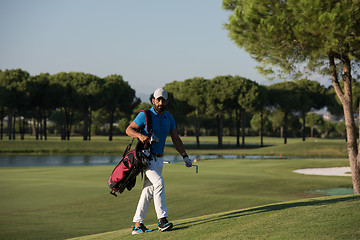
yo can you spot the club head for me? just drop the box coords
[142,149,151,157]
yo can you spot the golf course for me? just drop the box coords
[0,137,359,239]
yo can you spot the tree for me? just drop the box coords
[268,82,301,144]
[166,78,208,147]
[295,79,327,141]
[353,80,360,120]
[70,72,104,141]
[51,72,75,140]
[183,78,208,147]
[269,109,285,137]
[118,118,129,134]
[27,73,55,140]
[103,75,136,141]
[131,102,152,120]
[255,85,269,147]
[335,122,347,138]
[206,76,235,147]
[250,111,271,140]
[232,76,262,147]
[223,0,360,193]
[0,69,29,140]
[306,112,324,138]
[329,78,360,119]
[326,86,342,115]
[0,72,5,140]
[0,69,6,140]
[164,81,191,136]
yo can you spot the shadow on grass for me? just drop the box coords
[172,195,360,231]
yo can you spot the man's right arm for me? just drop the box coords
[126,121,150,143]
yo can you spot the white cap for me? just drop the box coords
[153,88,168,100]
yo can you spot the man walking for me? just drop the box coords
[126,88,192,234]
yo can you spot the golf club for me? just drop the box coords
[163,161,199,173]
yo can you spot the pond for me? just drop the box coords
[0,154,284,167]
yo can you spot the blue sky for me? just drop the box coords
[1,0,276,101]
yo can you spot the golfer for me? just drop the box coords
[126,87,192,234]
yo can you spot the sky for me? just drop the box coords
[0,0,315,102]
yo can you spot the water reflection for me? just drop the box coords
[0,154,284,167]
[0,155,119,167]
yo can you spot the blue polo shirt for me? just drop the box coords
[134,107,176,154]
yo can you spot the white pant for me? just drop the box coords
[132,156,168,223]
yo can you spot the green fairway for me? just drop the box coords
[0,157,354,240]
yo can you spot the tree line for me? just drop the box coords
[0,69,138,141]
[164,75,358,147]
[1,68,355,145]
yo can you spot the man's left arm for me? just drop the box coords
[170,129,192,167]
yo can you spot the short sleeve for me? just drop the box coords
[133,111,146,130]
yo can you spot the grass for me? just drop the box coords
[179,136,348,158]
[0,136,129,155]
[0,157,354,240]
[0,136,349,157]
[0,136,354,239]
[68,195,360,240]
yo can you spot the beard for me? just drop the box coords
[154,103,165,113]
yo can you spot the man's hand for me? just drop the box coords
[183,155,192,167]
[126,121,149,143]
[139,134,150,144]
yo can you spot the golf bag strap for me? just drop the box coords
[123,109,151,158]
[122,138,135,158]
[125,109,153,160]
[141,109,153,137]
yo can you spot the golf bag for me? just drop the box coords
[108,110,153,197]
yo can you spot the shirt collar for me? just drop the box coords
[150,107,159,116]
